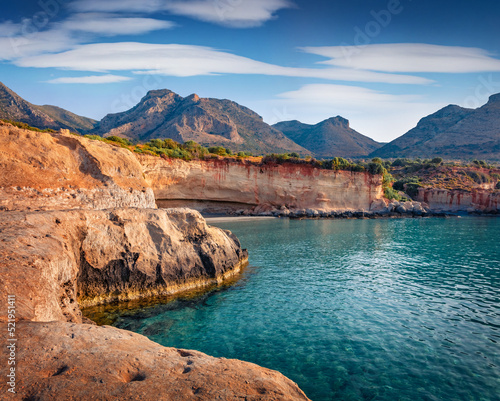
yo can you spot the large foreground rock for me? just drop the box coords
[1,322,309,400]
[0,208,248,323]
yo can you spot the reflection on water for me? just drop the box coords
[109,217,500,401]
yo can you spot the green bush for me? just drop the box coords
[367,162,385,175]
[465,170,491,184]
[384,187,401,201]
[432,157,443,165]
[208,146,228,156]
[84,134,106,142]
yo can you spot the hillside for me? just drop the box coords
[94,90,308,155]
[0,82,97,133]
[274,117,382,158]
[372,94,500,160]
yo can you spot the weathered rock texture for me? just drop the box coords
[0,208,248,323]
[417,188,500,213]
[1,321,309,401]
[140,156,385,213]
[0,121,155,211]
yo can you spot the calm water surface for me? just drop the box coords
[111,217,500,401]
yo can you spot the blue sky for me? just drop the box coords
[1,0,500,142]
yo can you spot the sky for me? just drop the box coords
[1,0,500,142]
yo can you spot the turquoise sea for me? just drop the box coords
[110,217,500,401]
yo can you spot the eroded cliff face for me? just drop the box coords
[418,188,500,213]
[0,208,247,323]
[0,121,155,211]
[139,156,385,213]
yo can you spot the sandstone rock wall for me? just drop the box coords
[139,156,384,212]
[0,122,155,211]
[0,208,247,323]
[417,188,500,213]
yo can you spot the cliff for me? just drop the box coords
[139,156,385,213]
[0,121,155,211]
[417,188,500,213]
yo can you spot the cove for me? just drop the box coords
[106,217,500,401]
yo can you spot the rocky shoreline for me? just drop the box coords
[0,123,311,400]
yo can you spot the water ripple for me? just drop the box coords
[113,217,500,401]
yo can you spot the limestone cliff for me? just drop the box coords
[139,156,385,213]
[417,188,500,213]
[0,208,247,323]
[0,121,155,211]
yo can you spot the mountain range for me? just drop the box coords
[274,117,382,158]
[1,81,499,160]
[92,89,307,155]
[0,82,97,133]
[371,94,500,160]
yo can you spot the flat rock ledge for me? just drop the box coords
[2,321,309,401]
[0,208,309,400]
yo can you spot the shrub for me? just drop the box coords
[465,170,491,184]
[106,136,132,147]
[432,157,443,165]
[208,146,228,156]
[367,162,385,175]
[384,187,401,201]
[392,158,409,167]
[84,134,106,142]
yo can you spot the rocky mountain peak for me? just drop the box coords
[325,116,350,128]
[185,93,201,103]
[487,92,500,105]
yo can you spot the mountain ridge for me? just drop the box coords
[93,89,309,155]
[372,94,500,160]
[0,82,97,133]
[274,116,382,158]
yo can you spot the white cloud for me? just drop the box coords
[70,0,295,28]
[162,0,295,28]
[256,84,445,142]
[70,0,164,13]
[16,42,432,85]
[0,29,77,60]
[0,13,174,60]
[62,14,175,36]
[301,44,500,73]
[0,21,20,36]
[46,74,133,84]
